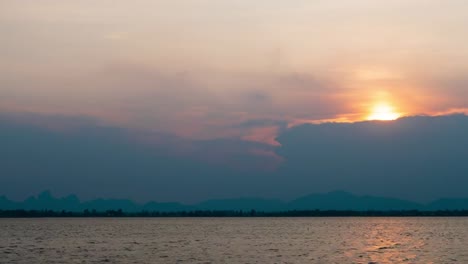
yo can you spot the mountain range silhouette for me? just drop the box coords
[2,190,468,212]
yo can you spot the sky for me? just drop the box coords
[2,0,468,141]
[1,1,468,202]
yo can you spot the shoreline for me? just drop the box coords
[2,209,468,218]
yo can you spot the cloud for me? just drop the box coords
[2,112,468,203]
[1,61,346,142]
[0,112,280,202]
[242,126,282,146]
[275,114,468,202]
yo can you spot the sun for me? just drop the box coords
[367,103,401,121]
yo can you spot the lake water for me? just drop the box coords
[1,217,467,263]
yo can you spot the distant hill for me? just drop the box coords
[197,198,286,211]
[0,191,190,212]
[3,190,468,212]
[426,198,468,211]
[289,190,423,211]
[0,196,16,210]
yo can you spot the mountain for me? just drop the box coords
[427,198,468,210]
[1,191,189,212]
[197,198,286,211]
[289,191,422,211]
[21,191,81,211]
[3,190,468,212]
[0,195,17,210]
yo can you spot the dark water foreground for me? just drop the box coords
[1,218,467,263]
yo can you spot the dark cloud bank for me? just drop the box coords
[1,112,468,207]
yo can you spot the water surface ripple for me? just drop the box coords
[1,217,467,263]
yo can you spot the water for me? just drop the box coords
[1,217,467,264]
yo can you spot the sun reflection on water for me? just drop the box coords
[343,218,428,264]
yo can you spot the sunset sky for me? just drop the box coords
[2,1,468,259]
[2,0,468,143]
[2,1,468,202]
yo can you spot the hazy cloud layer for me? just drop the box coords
[1,112,468,203]
[276,114,468,202]
[0,113,278,202]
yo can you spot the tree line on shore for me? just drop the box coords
[2,209,468,218]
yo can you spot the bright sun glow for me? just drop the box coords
[367,103,401,121]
